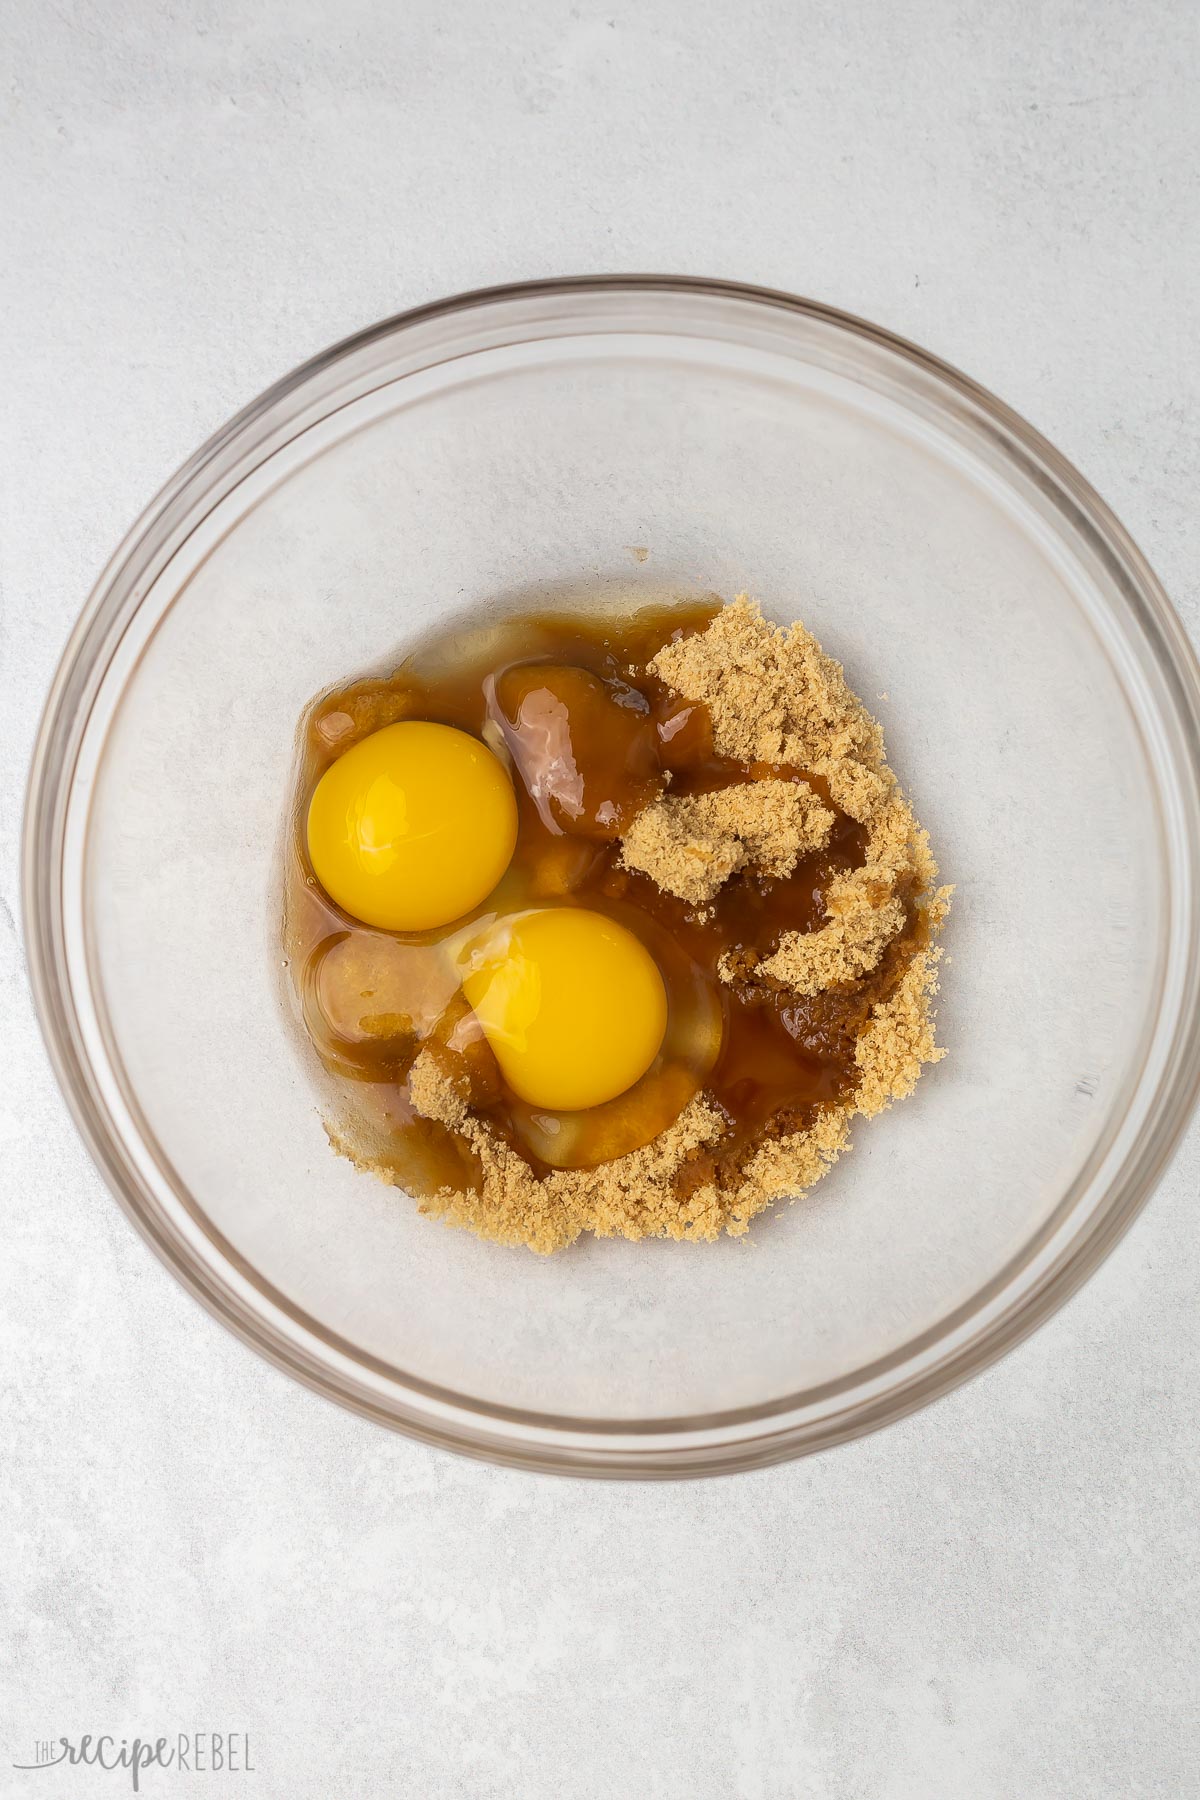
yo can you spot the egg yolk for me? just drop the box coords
[307,722,517,931]
[462,908,669,1111]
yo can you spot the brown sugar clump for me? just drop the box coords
[756,865,906,993]
[619,780,834,905]
[853,943,947,1117]
[650,595,885,779]
[407,1046,470,1129]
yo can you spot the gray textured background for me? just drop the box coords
[3,2,1198,1795]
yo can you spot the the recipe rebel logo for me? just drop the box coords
[13,1733,255,1791]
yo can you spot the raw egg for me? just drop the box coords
[462,907,668,1111]
[307,721,517,932]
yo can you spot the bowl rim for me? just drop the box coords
[22,274,1200,1477]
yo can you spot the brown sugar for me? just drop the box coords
[285,595,950,1253]
[619,779,834,905]
[409,1045,733,1254]
[853,942,947,1117]
[755,866,907,993]
[654,600,944,998]
[649,595,885,778]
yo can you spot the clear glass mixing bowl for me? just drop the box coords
[23,278,1200,1476]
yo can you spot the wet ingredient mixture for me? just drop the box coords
[283,596,951,1253]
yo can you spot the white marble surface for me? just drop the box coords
[3,2,1198,1795]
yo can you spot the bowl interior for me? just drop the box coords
[56,288,1188,1452]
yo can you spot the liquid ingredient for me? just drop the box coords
[283,596,949,1250]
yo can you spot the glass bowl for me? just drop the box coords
[23,277,1200,1477]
